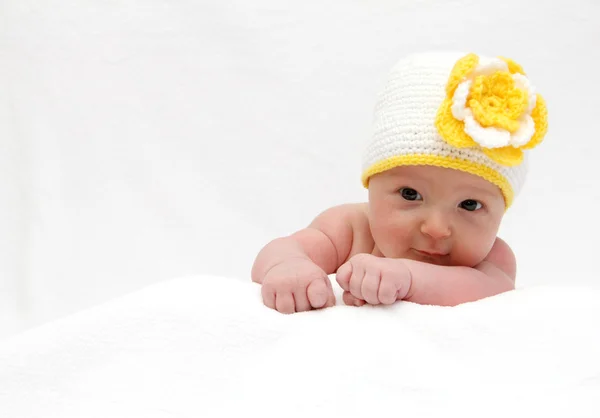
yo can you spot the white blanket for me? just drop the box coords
[1,275,599,417]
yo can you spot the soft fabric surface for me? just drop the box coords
[1,275,599,417]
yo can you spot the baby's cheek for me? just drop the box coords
[463,237,495,266]
[373,225,410,258]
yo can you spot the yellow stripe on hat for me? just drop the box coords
[361,154,514,208]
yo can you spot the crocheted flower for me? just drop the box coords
[435,53,548,166]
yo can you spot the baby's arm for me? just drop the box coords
[404,237,516,306]
[338,237,515,307]
[251,204,367,313]
[251,205,354,282]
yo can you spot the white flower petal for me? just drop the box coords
[451,80,472,121]
[472,57,509,77]
[513,73,537,113]
[464,108,511,148]
[510,115,535,147]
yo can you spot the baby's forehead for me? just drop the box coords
[381,165,500,194]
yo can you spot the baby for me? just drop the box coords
[251,51,548,313]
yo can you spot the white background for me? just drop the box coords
[1,0,599,340]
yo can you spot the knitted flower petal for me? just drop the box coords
[483,145,524,166]
[446,53,479,97]
[463,108,512,148]
[522,94,548,150]
[510,115,535,147]
[500,56,526,75]
[451,79,472,120]
[512,73,537,113]
[471,57,509,77]
[435,97,478,148]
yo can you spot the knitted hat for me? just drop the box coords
[361,52,548,208]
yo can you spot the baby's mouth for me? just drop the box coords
[413,249,448,257]
[411,249,450,265]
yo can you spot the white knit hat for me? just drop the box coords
[361,51,548,208]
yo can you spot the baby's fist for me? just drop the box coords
[336,254,412,307]
[261,258,335,314]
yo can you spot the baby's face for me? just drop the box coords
[367,165,505,267]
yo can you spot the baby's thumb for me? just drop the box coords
[342,291,366,307]
[335,262,352,291]
[324,276,337,307]
[307,278,330,308]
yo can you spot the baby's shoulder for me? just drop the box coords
[314,202,369,228]
[335,201,369,218]
[310,202,374,258]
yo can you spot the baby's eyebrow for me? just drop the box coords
[459,186,499,198]
[390,177,425,187]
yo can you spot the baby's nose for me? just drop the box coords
[420,210,452,239]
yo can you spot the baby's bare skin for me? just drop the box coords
[252,165,516,314]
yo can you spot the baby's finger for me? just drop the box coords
[378,272,400,305]
[325,291,337,308]
[293,288,312,312]
[307,279,329,308]
[316,277,336,308]
[322,276,337,307]
[343,291,366,307]
[349,262,366,300]
[275,292,295,314]
[360,269,381,305]
[335,263,352,291]
[261,285,276,310]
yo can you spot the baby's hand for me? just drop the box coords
[336,254,412,307]
[261,258,336,314]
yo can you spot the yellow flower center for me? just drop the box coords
[468,71,529,133]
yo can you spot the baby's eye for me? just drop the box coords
[459,199,482,211]
[400,188,422,201]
